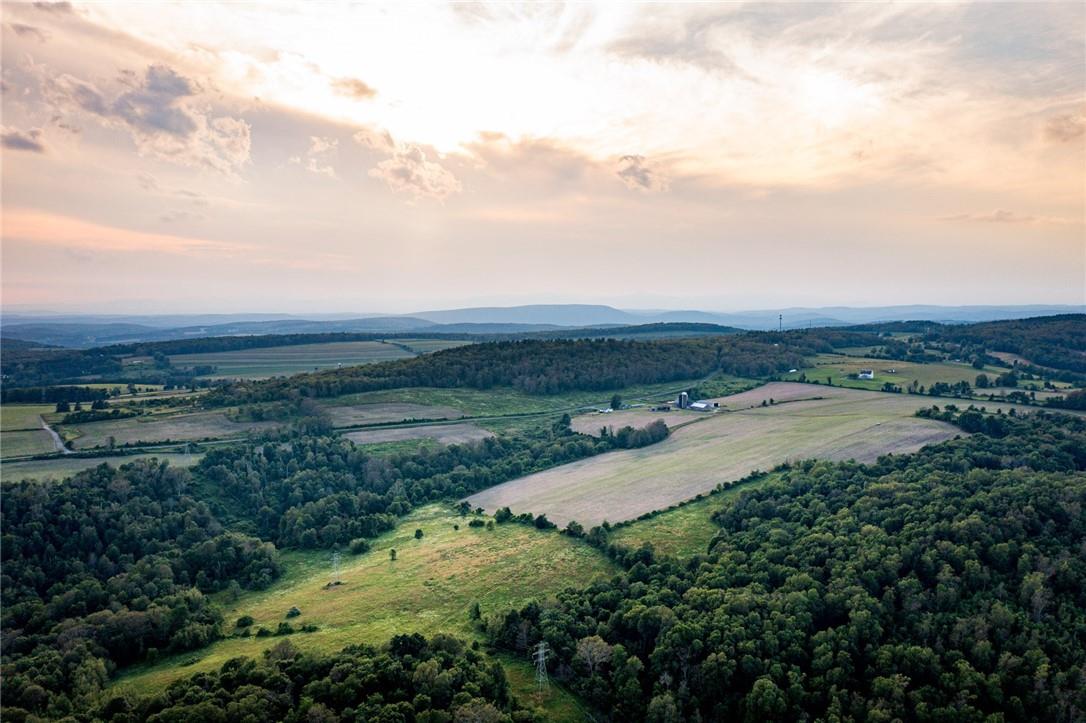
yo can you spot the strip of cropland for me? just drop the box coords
[466,382,1047,527]
[169,340,419,379]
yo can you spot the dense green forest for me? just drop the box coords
[484,410,1086,721]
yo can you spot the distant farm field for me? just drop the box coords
[64,411,277,450]
[1,452,203,484]
[170,340,416,379]
[112,503,616,696]
[467,383,982,527]
[395,338,473,354]
[324,401,464,427]
[0,404,53,431]
[344,422,494,446]
[1,430,58,459]
[783,353,1009,391]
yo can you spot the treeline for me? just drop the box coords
[80,635,536,723]
[100,331,469,358]
[483,411,1086,721]
[199,423,621,549]
[0,346,215,390]
[1,461,282,718]
[1,385,109,404]
[203,334,846,406]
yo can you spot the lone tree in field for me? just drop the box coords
[610,394,622,410]
[389,548,397,561]
[414,528,424,540]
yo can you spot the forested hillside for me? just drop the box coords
[485,411,1086,721]
[204,332,869,405]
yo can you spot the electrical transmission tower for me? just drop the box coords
[331,551,341,583]
[533,641,549,693]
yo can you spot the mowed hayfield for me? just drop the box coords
[467,382,1013,527]
[169,340,416,379]
[608,473,783,558]
[64,411,278,450]
[112,504,616,697]
[344,422,494,446]
[1,430,58,459]
[1,452,203,484]
[324,401,465,427]
[1,404,55,431]
[782,353,1010,391]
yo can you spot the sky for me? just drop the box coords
[1,1,1084,314]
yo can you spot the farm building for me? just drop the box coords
[858,369,875,380]
[689,400,713,411]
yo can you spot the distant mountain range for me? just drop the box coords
[1,304,1081,348]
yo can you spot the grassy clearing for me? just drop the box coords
[343,422,494,446]
[1,452,203,484]
[1,404,54,432]
[783,353,1010,391]
[111,504,616,697]
[497,653,588,722]
[608,473,781,558]
[63,411,277,450]
[324,401,465,427]
[170,341,415,379]
[1,430,58,459]
[468,383,1002,527]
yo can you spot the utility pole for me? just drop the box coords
[331,550,341,583]
[778,314,782,333]
[533,641,549,693]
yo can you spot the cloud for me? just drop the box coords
[136,171,159,191]
[370,146,461,201]
[939,209,1073,225]
[331,77,376,100]
[9,23,49,42]
[32,1,72,14]
[160,209,206,223]
[1045,112,1085,143]
[290,135,338,178]
[42,64,251,174]
[616,155,669,191]
[353,126,460,200]
[2,126,47,153]
[353,127,396,154]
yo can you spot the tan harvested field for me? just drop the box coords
[344,422,494,446]
[65,412,278,450]
[571,409,700,436]
[467,382,1033,527]
[323,401,463,427]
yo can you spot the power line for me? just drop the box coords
[533,641,549,693]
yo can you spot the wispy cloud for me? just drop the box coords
[330,77,376,100]
[290,135,338,178]
[2,126,47,153]
[939,209,1075,225]
[616,155,669,192]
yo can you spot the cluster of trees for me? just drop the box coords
[203,335,838,406]
[0,344,215,390]
[1,460,282,717]
[601,419,670,448]
[198,423,623,550]
[26,635,536,723]
[484,411,1086,721]
[1,385,109,404]
[926,314,1086,376]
